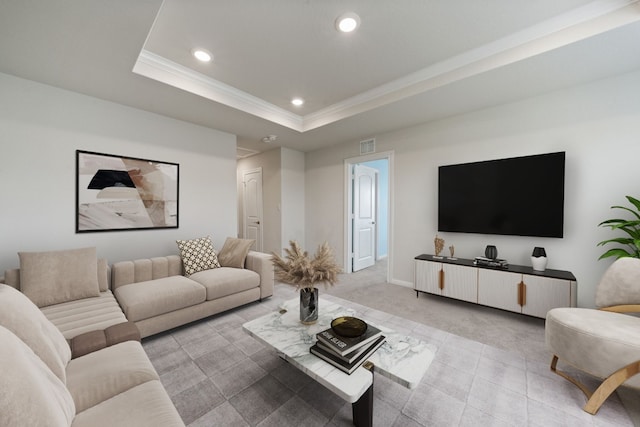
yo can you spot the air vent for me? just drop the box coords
[237,147,259,159]
[360,138,375,155]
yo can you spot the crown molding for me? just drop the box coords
[133,49,304,131]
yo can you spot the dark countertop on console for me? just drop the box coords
[415,254,576,281]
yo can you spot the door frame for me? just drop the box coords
[344,150,394,281]
[242,167,264,252]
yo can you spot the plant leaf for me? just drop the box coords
[597,237,634,246]
[598,248,633,260]
[626,196,640,214]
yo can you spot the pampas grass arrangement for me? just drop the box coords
[272,240,341,291]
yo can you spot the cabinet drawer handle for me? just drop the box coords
[439,269,445,290]
[517,281,527,306]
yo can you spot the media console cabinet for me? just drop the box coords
[414,254,577,318]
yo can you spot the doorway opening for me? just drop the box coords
[344,151,393,283]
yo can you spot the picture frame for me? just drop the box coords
[76,150,179,233]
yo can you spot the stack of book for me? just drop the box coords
[474,256,509,268]
[309,322,385,374]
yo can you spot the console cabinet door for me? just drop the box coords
[477,270,522,313]
[441,264,478,303]
[415,260,443,294]
[521,275,573,318]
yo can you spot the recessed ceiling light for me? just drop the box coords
[291,98,304,106]
[192,48,212,62]
[336,12,360,33]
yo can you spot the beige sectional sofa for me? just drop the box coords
[0,243,274,426]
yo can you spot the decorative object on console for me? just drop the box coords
[271,240,341,324]
[531,247,548,272]
[485,245,498,260]
[597,195,640,260]
[474,257,508,269]
[447,245,456,260]
[76,150,179,233]
[433,235,445,258]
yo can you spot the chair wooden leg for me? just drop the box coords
[550,355,640,415]
[584,360,640,415]
[550,355,593,398]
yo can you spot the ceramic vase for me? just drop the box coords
[485,245,498,260]
[531,247,547,271]
[300,288,319,324]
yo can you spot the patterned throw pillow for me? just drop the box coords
[176,236,221,276]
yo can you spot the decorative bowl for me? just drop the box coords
[331,316,367,338]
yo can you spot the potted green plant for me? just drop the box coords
[271,240,341,324]
[597,196,640,260]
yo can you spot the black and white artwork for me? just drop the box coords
[76,150,179,232]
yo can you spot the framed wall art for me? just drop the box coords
[76,150,179,232]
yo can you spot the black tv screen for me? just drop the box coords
[438,152,565,238]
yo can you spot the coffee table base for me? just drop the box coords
[352,361,374,427]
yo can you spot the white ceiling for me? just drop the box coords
[1,0,639,156]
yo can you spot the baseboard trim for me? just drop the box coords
[390,279,413,288]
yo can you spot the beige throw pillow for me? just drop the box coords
[0,284,72,383]
[218,237,255,268]
[0,325,75,426]
[176,236,221,276]
[19,247,100,308]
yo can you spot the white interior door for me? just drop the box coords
[242,168,263,251]
[353,164,377,271]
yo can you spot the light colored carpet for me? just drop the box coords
[142,260,639,426]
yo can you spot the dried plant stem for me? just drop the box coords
[271,240,341,291]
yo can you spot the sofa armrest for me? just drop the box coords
[245,251,274,299]
[69,321,141,358]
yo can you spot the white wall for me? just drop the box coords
[281,147,305,249]
[306,69,640,308]
[0,72,238,271]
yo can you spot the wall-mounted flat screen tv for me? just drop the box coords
[438,152,565,238]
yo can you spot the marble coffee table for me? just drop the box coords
[242,297,436,427]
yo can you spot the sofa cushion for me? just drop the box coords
[19,247,100,307]
[0,325,75,426]
[0,284,71,383]
[218,237,255,268]
[41,290,128,340]
[71,380,185,427]
[115,276,206,322]
[66,340,159,413]
[190,267,260,300]
[176,236,220,276]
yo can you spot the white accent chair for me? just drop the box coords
[545,257,640,414]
